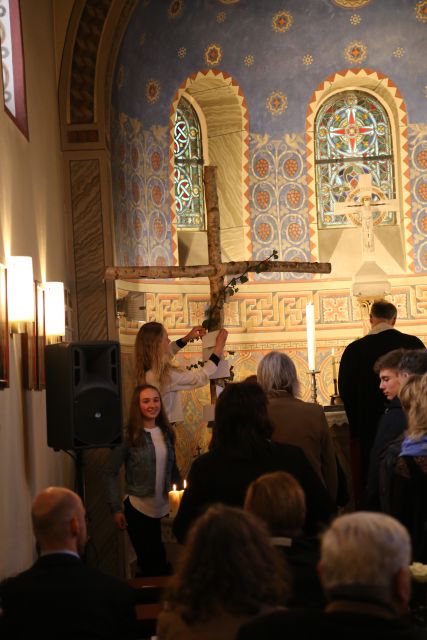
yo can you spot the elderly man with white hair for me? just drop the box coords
[237,511,427,640]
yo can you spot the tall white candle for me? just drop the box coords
[306,303,316,371]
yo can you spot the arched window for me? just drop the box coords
[0,0,28,137]
[315,90,395,229]
[173,96,205,230]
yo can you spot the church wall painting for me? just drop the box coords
[110,0,427,445]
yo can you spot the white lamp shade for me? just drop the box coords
[7,256,35,322]
[44,282,65,336]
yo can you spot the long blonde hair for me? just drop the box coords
[135,321,175,388]
[399,373,427,440]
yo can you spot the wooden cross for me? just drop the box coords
[334,173,399,260]
[105,165,331,328]
[105,166,331,403]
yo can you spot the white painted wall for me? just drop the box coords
[0,0,74,579]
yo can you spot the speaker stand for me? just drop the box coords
[74,450,86,504]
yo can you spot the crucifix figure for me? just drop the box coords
[334,173,399,259]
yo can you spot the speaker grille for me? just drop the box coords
[45,341,123,450]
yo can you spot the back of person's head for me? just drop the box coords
[164,504,289,623]
[370,300,397,322]
[373,348,407,375]
[399,373,427,439]
[244,471,306,537]
[32,487,87,555]
[126,383,173,446]
[135,321,165,381]
[397,349,427,376]
[210,382,272,456]
[243,374,258,384]
[257,351,300,397]
[320,512,411,608]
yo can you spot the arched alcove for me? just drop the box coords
[170,70,251,266]
[306,68,412,277]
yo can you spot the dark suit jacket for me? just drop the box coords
[338,327,424,481]
[236,606,427,640]
[0,553,138,640]
[365,397,406,510]
[172,442,336,543]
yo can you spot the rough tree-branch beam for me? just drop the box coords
[104,260,331,281]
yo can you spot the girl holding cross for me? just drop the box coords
[135,321,228,425]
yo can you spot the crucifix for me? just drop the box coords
[333,173,399,259]
[105,166,331,399]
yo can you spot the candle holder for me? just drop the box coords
[330,377,343,406]
[308,369,320,404]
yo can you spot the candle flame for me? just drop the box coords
[183,479,187,489]
[173,484,177,491]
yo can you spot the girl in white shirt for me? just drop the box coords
[135,322,228,423]
[105,384,180,576]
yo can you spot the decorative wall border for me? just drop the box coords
[306,68,413,270]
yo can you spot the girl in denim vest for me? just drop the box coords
[105,384,180,576]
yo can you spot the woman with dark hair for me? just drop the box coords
[172,382,336,543]
[105,384,181,576]
[157,504,289,640]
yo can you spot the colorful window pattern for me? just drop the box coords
[315,91,395,228]
[173,97,205,230]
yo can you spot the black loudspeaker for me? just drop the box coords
[45,341,122,450]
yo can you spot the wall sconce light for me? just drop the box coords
[7,256,35,333]
[44,281,65,339]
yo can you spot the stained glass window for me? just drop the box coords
[174,97,205,230]
[315,91,395,228]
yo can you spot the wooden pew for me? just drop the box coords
[129,576,171,638]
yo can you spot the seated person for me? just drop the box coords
[0,487,138,640]
[244,471,325,610]
[157,503,289,640]
[237,511,424,640]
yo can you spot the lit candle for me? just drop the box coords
[331,348,337,381]
[178,479,187,502]
[306,303,316,371]
[168,484,181,518]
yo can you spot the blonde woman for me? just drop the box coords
[391,373,427,561]
[135,321,228,424]
[244,471,325,610]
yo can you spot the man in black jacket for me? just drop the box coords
[0,486,139,640]
[338,300,424,505]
